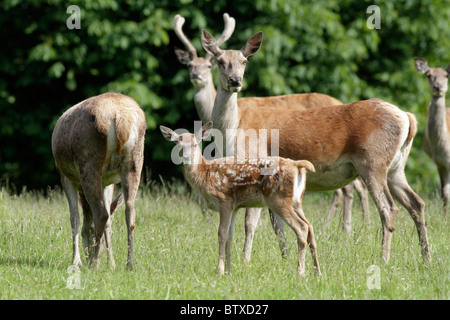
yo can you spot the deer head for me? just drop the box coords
[160,121,213,165]
[174,13,236,89]
[415,57,450,97]
[201,29,263,93]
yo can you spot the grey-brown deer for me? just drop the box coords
[415,57,450,218]
[52,92,146,269]
[201,29,430,263]
[160,121,320,276]
[174,14,369,260]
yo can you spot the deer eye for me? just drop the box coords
[242,60,247,65]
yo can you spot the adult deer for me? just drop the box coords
[52,92,146,269]
[415,57,450,217]
[174,13,236,123]
[174,14,369,257]
[160,121,320,276]
[201,29,430,263]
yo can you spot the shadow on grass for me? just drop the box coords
[0,256,69,270]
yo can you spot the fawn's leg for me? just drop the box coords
[225,211,237,274]
[294,205,321,276]
[217,203,233,276]
[243,207,261,262]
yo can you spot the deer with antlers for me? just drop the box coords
[200,29,431,264]
[415,57,450,217]
[160,121,320,276]
[52,92,146,269]
[174,14,370,261]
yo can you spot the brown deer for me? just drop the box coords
[174,14,369,260]
[160,121,320,276]
[415,57,450,218]
[201,29,431,263]
[51,92,146,269]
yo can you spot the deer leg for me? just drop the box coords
[60,176,82,267]
[342,183,354,234]
[275,206,309,276]
[324,189,343,227]
[218,204,233,276]
[243,207,262,263]
[121,164,142,271]
[225,211,237,274]
[294,205,321,276]
[269,209,288,259]
[362,171,398,263]
[438,167,450,218]
[79,171,109,268]
[102,184,115,269]
[79,192,95,265]
[354,177,370,226]
[388,168,431,263]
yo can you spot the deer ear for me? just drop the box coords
[174,48,192,65]
[201,29,223,57]
[446,64,450,75]
[195,121,213,141]
[241,32,263,58]
[414,57,429,74]
[160,126,179,142]
[202,121,213,139]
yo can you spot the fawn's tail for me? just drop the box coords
[295,160,315,173]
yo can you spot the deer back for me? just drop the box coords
[52,92,146,185]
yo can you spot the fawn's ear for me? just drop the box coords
[201,29,223,57]
[195,121,213,142]
[241,32,263,58]
[160,125,180,142]
[414,57,429,74]
[446,64,450,75]
[202,121,213,139]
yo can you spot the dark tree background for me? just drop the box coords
[1,0,449,194]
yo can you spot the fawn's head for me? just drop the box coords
[160,122,213,164]
[201,29,263,93]
[415,57,450,97]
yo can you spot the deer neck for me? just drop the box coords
[212,87,241,156]
[182,149,208,192]
[193,74,216,123]
[427,95,448,147]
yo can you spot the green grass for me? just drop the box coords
[0,181,448,300]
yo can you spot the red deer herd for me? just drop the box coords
[51,13,448,275]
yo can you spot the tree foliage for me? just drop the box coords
[1,0,449,193]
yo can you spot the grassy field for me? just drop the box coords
[0,180,448,300]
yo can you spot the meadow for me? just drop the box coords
[0,179,448,300]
